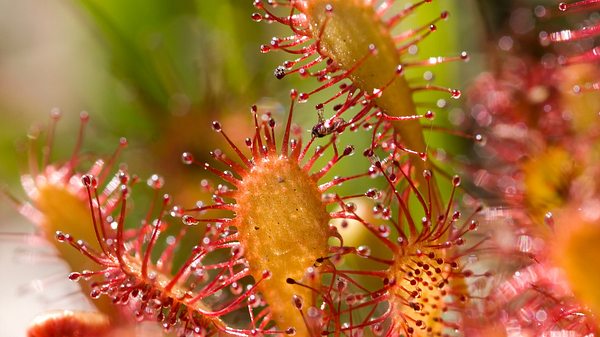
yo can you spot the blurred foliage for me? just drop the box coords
[0,0,484,197]
[68,1,271,185]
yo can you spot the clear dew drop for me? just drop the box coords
[122,182,134,199]
[336,278,348,293]
[343,145,355,156]
[474,134,486,146]
[90,289,101,299]
[181,152,194,165]
[357,245,371,257]
[229,282,244,295]
[260,44,271,53]
[345,202,357,212]
[251,12,263,22]
[170,205,184,218]
[147,174,164,189]
[469,220,478,231]
[452,175,461,187]
[365,188,379,199]
[118,170,129,184]
[451,89,462,99]
[182,215,199,226]
[544,212,554,227]
[460,51,470,61]
[378,225,391,238]
[55,231,67,242]
[298,93,309,103]
[292,294,303,309]
[262,270,272,280]
[68,272,81,281]
[558,2,567,11]
[81,174,97,188]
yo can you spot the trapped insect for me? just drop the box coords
[311,114,346,138]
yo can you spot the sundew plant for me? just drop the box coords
[1,1,600,337]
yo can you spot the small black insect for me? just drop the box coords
[311,113,346,138]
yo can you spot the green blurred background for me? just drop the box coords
[0,0,486,189]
